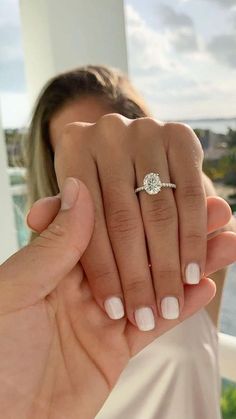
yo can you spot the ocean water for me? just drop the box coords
[181,118,236,134]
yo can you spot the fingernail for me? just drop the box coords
[135,307,155,331]
[185,263,200,284]
[61,178,80,210]
[104,297,125,320]
[161,296,179,319]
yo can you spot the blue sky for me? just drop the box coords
[0,0,236,127]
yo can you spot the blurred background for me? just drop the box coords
[0,0,236,416]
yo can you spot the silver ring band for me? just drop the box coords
[135,173,176,195]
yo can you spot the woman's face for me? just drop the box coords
[49,96,114,150]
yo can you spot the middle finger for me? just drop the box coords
[134,121,183,320]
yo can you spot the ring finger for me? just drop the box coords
[134,126,183,320]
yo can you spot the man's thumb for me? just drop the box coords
[0,178,94,313]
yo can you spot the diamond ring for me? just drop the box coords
[135,173,176,195]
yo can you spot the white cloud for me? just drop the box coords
[125,3,236,120]
[203,0,236,8]
[158,4,199,53]
[208,34,236,68]
[125,4,173,72]
[159,3,194,28]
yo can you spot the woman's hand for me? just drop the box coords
[1,177,231,419]
[52,114,224,328]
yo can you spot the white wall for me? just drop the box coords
[20,0,128,105]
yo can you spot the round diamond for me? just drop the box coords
[143,173,162,195]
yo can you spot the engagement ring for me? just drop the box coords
[135,173,176,195]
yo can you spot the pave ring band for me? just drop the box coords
[135,173,176,195]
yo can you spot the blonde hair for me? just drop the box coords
[26,65,151,211]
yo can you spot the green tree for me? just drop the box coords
[221,385,236,419]
[219,148,236,189]
[227,128,236,148]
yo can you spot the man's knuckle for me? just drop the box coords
[32,223,68,251]
[46,222,66,239]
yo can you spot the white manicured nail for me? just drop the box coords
[135,307,155,331]
[185,263,200,284]
[104,297,125,320]
[161,296,179,319]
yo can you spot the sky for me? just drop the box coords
[0,0,236,127]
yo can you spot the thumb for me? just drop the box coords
[0,178,94,314]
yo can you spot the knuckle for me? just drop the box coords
[60,123,83,148]
[123,276,148,295]
[33,222,83,258]
[108,208,139,238]
[44,222,66,239]
[92,268,117,285]
[62,122,79,136]
[146,197,177,227]
[34,222,67,248]
[155,269,181,283]
[60,122,90,149]
[184,231,203,245]
[165,122,194,137]
[97,113,127,130]
[164,122,204,160]
[95,114,127,148]
[32,222,68,251]
[91,268,119,294]
[180,184,204,205]
[63,121,92,135]
[131,117,162,138]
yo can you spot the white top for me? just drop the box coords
[96,309,221,419]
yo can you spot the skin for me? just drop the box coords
[1,177,236,419]
[48,96,235,327]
